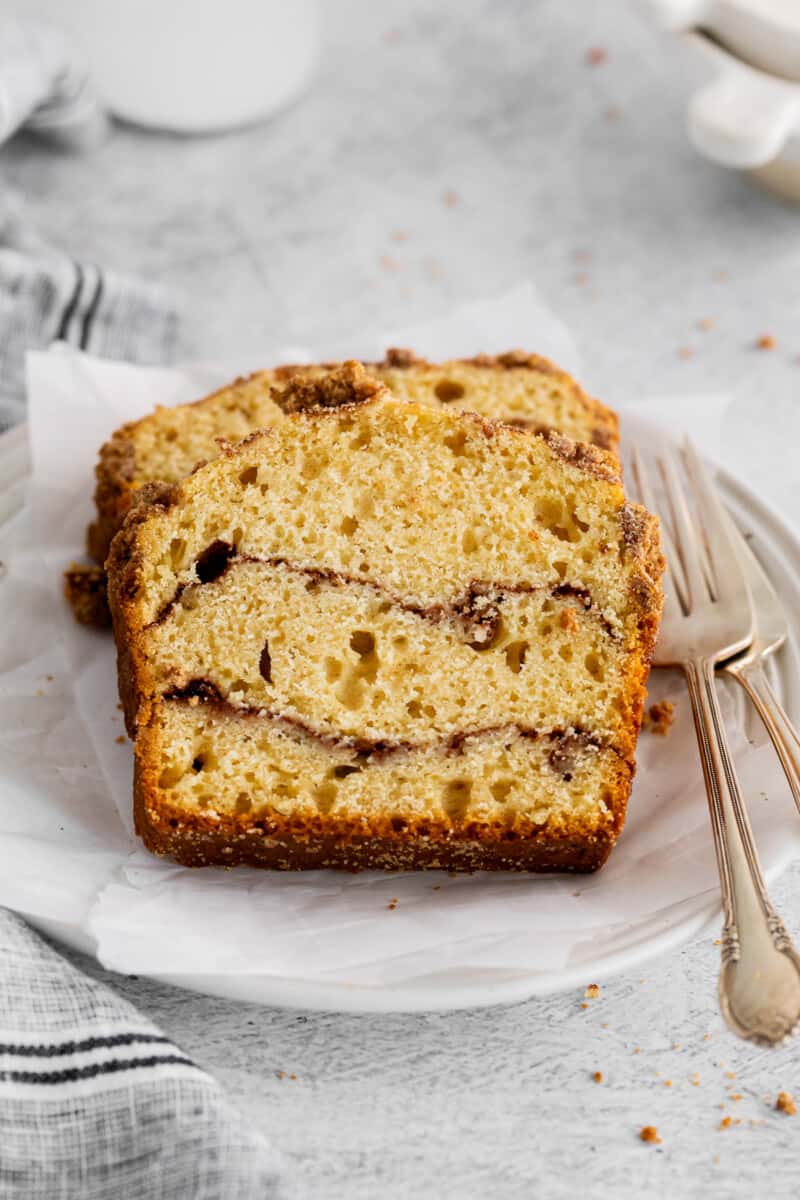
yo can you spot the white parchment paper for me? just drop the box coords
[1,283,798,994]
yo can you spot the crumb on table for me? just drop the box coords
[593,1071,603,1083]
[639,1125,661,1144]
[776,1091,797,1115]
[585,46,608,65]
[756,334,776,350]
[584,983,601,1000]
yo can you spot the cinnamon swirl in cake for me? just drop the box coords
[107,363,661,873]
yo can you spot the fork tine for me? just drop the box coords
[630,446,690,612]
[659,445,711,611]
[682,437,754,611]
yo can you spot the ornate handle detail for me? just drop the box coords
[683,657,800,1045]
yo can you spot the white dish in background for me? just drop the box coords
[643,1,800,201]
[26,0,319,134]
[3,407,800,1013]
[646,0,800,81]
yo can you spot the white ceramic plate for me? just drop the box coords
[3,418,800,1013]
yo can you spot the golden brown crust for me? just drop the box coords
[106,481,176,736]
[87,423,140,564]
[610,503,665,773]
[63,563,112,628]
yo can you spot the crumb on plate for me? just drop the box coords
[643,700,675,736]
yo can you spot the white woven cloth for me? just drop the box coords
[0,910,292,1198]
[0,15,165,432]
[0,195,177,432]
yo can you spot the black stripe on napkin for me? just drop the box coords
[55,261,84,342]
[1,1054,198,1086]
[0,1032,172,1058]
[80,267,104,349]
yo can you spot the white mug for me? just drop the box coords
[22,0,320,134]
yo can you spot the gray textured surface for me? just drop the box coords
[3,0,800,1195]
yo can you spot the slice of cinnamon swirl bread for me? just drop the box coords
[89,350,617,567]
[107,363,661,874]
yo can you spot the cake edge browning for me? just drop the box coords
[132,746,628,874]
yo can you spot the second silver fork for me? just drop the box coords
[723,521,800,816]
[632,439,800,1046]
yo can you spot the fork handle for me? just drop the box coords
[726,659,800,818]
[683,656,800,1044]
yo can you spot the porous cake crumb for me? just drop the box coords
[776,1091,797,1115]
[107,364,661,873]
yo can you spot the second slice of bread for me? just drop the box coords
[89,349,618,566]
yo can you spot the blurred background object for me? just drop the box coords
[0,15,107,150]
[22,0,320,133]
[645,0,800,200]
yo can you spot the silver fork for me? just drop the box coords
[722,524,800,816]
[631,438,800,1045]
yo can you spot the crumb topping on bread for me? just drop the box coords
[272,361,385,415]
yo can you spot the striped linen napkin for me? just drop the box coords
[0,131,291,1186]
[0,16,173,431]
[0,194,177,432]
[0,910,291,1198]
